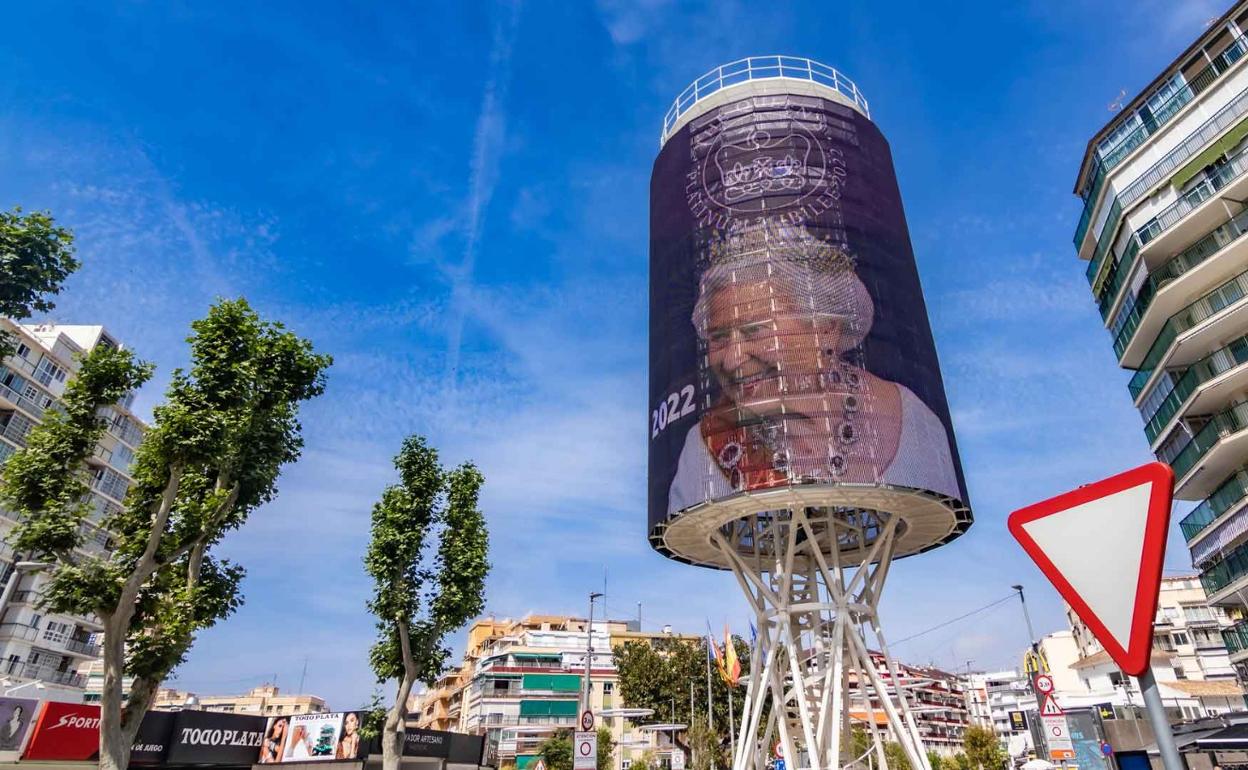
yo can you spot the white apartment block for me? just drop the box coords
[0,320,145,701]
[1067,0,1248,685]
[1062,576,1242,719]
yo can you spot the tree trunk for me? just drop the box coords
[382,673,417,770]
[98,613,130,770]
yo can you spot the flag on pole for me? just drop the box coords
[722,624,741,687]
[706,621,728,681]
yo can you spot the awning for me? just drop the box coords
[513,653,561,660]
[1195,724,1248,750]
[1141,726,1226,754]
[1171,117,1248,189]
[1163,679,1243,697]
[519,700,579,717]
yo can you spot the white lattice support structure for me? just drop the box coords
[708,507,933,770]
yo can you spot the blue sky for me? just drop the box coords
[0,0,1227,707]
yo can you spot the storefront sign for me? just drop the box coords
[23,700,175,763]
[165,710,265,765]
[24,701,103,761]
[403,727,450,757]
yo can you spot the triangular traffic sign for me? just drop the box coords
[1040,694,1063,716]
[1008,462,1174,676]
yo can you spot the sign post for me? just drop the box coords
[573,731,598,770]
[1008,462,1182,770]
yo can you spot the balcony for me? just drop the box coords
[0,624,38,642]
[1224,621,1248,663]
[1182,469,1248,544]
[1129,268,1248,400]
[21,663,83,688]
[1084,33,1248,195]
[1172,401,1248,497]
[1077,35,1248,258]
[63,637,101,658]
[1200,538,1248,603]
[1135,151,1248,273]
[0,380,49,419]
[0,418,31,448]
[1143,335,1248,444]
[1113,208,1248,360]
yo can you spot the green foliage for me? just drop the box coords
[847,727,910,770]
[533,726,613,770]
[596,726,615,770]
[613,635,755,757]
[538,731,573,770]
[928,751,945,770]
[962,725,1004,770]
[364,434,490,687]
[358,688,387,741]
[947,753,973,770]
[687,720,722,770]
[630,752,656,770]
[0,207,79,358]
[0,344,152,556]
[10,298,331,688]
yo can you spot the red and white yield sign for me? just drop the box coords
[1008,462,1175,676]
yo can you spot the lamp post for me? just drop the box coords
[584,592,603,716]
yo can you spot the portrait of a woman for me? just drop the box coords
[335,712,361,759]
[667,223,958,513]
[259,717,288,764]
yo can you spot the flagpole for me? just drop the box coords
[728,683,736,765]
[705,637,714,732]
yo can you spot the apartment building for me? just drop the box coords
[151,683,328,715]
[1063,576,1241,718]
[0,320,145,701]
[416,614,702,770]
[1066,0,1248,682]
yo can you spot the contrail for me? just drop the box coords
[444,0,523,407]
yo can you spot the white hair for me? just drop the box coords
[691,224,873,353]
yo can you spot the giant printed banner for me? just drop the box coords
[259,711,364,763]
[648,92,969,538]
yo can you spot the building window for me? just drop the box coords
[603,682,614,694]
[14,344,30,359]
[33,359,66,386]
[1172,632,1190,646]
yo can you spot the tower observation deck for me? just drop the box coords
[646,57,972,770]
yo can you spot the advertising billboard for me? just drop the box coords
[260,711,364,763]
[22,700,170,763]
[164,709,265,765]
[648,91,969,538]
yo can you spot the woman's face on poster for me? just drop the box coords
[705,278,844,407]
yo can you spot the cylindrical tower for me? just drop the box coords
[647,57,972,770]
